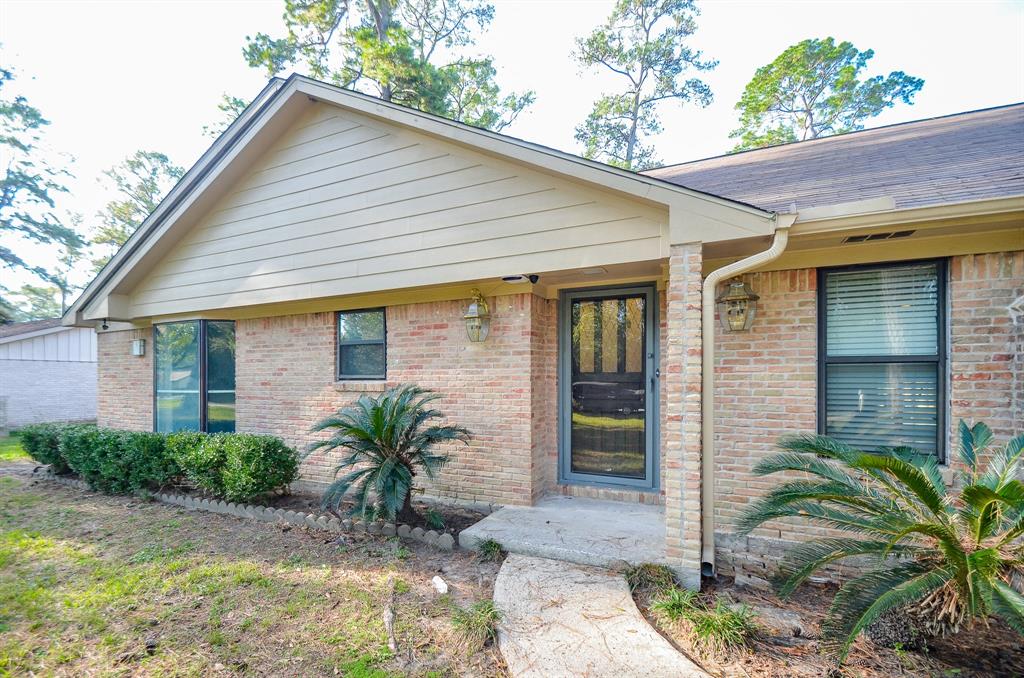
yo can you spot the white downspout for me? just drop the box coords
[700,216,795,575]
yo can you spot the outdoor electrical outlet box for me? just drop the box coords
[131,339,146,356]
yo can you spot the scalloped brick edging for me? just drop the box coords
[41,472,455,551]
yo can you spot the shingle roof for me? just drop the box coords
[0,318,61,339]
[643,103,1024,213]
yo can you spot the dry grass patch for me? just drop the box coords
[0,475,503,677]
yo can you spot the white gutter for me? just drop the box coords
[700,216,795,574]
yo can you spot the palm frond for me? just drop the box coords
[991,580,1024,635]
[822,564,952,661]
[775,538,919,598]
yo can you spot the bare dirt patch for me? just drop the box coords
[634,575,1024,677]
[0,473,504,677]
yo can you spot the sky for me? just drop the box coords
[2,0,1023,297]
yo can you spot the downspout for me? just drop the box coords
[700,215,795,575]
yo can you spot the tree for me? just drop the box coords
[238,0,533,130]
[202,94,250,139]
[307,384,470,523]
[0,66,82,281]
[730,38,924,152]
[91,151,184,273]
[573,0,715,170]
[5,283,61,320]
[737,421,1024,663]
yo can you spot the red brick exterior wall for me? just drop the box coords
[664,243,704,587]
[234,293,556,507]
[713,251,1024,579]
[96,327,153,431]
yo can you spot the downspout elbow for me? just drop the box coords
[700,218,793,577]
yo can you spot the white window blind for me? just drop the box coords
[821,262,943,457]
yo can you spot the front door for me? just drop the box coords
[559,285,657,490]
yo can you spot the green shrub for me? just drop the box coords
[738,420,1024,662]
[167,431,224,494]
[220,434,299,503]
[18,423,69,472]
[650,587,757,656]
[451,600,500,651]
[56,426,177,494]
[170,432,298,502]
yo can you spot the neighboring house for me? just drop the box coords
[0,318,98,430]
[62,75,1023,586]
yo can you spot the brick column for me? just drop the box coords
[663,242,703,588]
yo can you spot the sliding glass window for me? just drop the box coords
[155,320,236,433]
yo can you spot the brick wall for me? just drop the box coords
[950,251,1024,444]
[235,293,554,507]
[663,243,704,588]
[0,359,97,427]
[96,328,152,431]
[712,251,1024,581]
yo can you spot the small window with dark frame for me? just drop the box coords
[818,260,946,460]
[337,309,386,379]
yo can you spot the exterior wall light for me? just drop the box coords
[464,289,491,342]
[715,279,759,332]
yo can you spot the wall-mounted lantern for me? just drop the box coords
[716,279,759,332]
[464,289,491,342]
[131,339,146,356]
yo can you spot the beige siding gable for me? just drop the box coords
[129,103,669,317]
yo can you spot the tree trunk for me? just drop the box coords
[397,490,419,525]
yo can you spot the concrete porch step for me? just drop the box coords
[458,495,667,570]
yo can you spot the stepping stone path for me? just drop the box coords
[493,555,708,678]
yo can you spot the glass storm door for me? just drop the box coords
[560,285,657,489]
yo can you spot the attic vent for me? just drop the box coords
[843,230,915,244]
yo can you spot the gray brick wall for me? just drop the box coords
[0,359,97,427]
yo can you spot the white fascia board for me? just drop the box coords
[792,195,1024,235]
[63,78,289,327]
[63,75,777,328]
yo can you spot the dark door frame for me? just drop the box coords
[557,283,659,491]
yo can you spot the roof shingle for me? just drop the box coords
[643,103,1024,213]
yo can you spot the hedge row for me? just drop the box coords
[18,423,299,503]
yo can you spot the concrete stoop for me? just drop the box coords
[459,495,667,570]
[493,554,708,678]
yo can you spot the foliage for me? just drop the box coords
[650,585,699,620]
[220,434,300,503]
[90,150,184,273]
[307,384,469,522]
[650,587,757,655]
[202,94,250,138]
[476,538,503,562]
[0,67,82,283]
[730,37,924,151]
[169,432,299,503]
[624,562,676,591]
[573,0,715,169]
[57,425,180,494]
[239,0,533,131]
[2,283,60,321]
[451,600,500,651]
[737,421,1024,662]
[17,423,68,472]
[424,507,445,530]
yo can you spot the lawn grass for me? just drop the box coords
[0,434,29,463]
[0,475,502,676]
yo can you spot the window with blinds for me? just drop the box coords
[818,261,946,459]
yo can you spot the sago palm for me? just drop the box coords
[737,420,1024,661]
[306,384,470,523]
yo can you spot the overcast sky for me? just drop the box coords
[2,0,1023,293]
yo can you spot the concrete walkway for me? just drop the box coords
[460,495,666,569]
[493,554,708,678]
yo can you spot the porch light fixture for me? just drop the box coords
[463,289,491,342]
[715,279,759,332]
